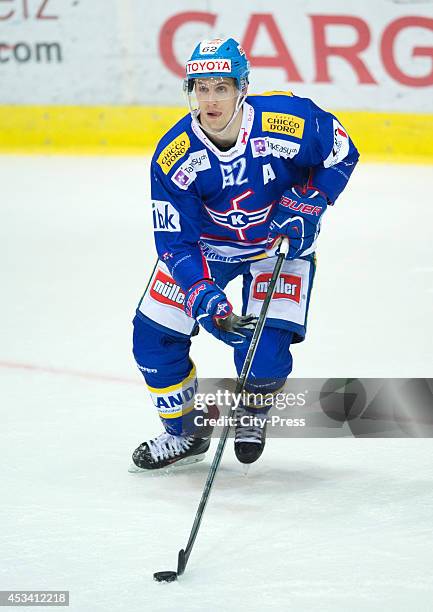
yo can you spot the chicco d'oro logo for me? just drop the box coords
[262,112,305,139]
[156,132,190,175]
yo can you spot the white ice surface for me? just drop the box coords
[1,157,433,611]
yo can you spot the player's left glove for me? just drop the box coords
[266,187,328,259]
[185,279,256,348]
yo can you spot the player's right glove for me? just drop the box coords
[185,279,256,348]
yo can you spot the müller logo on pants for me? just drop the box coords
[150,270,185,310]
[253,273,302,303]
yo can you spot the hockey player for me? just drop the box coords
[130,38,359,471]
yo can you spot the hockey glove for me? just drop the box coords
[185,279,256,348]
[266,187,328,259]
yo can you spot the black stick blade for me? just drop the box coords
[153,571,178,583]
[177,549,186,576]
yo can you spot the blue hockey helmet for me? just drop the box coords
[184,38,250,94]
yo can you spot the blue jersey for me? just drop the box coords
[150,92,359,292]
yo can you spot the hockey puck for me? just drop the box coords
[153,571,178,583]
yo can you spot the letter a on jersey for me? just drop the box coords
[263,163,276,185]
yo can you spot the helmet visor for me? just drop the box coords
[184,77,239,112]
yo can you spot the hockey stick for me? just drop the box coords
[153,238,289,582]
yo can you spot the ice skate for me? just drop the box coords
[129,431,210,472]
[234,406,268,464]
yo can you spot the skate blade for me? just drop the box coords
[128,453,206,474]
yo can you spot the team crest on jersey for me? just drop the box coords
[253,273,302,304]
[262,113,305,139]
[205,189,272,240]
[172,149,211,190]
[156,132,190,175]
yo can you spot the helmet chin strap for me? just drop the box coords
[189,91,247,138]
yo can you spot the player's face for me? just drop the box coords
[194,78,239,132]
